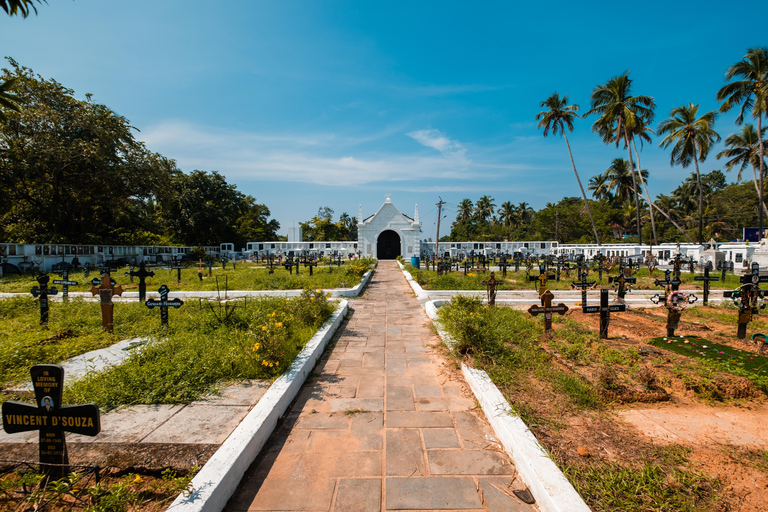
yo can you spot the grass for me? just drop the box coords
[0,258,375,293]
[1,289,336,410]
[407,264,743,292]
[648,334,768,393]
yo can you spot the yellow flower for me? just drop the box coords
[252,343,260,352]
[270,312,276,317]
[316,289,322,293]
[133,475,142,484]
[262,360,268,365]
[262,326,268,331]
[275,361,279,366]
[269,362,274,367]
[275,322,283,328]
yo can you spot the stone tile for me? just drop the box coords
[413,385,443,397]
[428,450,513,475]
[142,404,249,444]
[357,376,384,397]
[328,385,358,398]
[453,411,497,449]
[422,428,461,449]
[350,412,384,450]
[385,477,482,510]
[363,352,385,367]
[477,477,537,511]
[192,380,270,406]
[73,404,179,443]
[295,412,349,430]
[334,478,382,512]
[265,451,382,479]
[386,386,416,412]
[386,412,454,429]
[416,396,476,412]
[386,429,426,476]
[328,398,384,413]
[387,360,408,375]
[227,477,336,511]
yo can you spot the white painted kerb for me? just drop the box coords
[167,300,349,512]
[425,300,590,512]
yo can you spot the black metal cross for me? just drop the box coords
[529,263,556,300]
[53,269,78,299]
[583,288,626,339]
[654,269,681,291]
[171,263,185,283]
[694,264,720,305]
[608,268,636,301]
[31,275,58,326]
[1,364,100,480]
[304,257,318,276]
[570,271,596,306]
[723,262,768,338]
[129,262,155,302]
[145,284,184,326]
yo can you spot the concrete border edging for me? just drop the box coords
[397,261,428,298]
[167,299,349,512]
[424,299,590,512]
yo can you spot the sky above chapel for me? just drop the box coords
[2,0,767,239]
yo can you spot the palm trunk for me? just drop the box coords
[651,202,695,243]
[750,163,768,218]
[564,132,601,245]
[694,159,704,244]
[631,137,658,245]
[624,128,642,244]
[759,115,765,240]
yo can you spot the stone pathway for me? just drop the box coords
[226,262,536,512]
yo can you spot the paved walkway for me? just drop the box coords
[226,262,536,512]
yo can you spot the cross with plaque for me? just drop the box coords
[31,274,58,326]
[83,262,91,279]
[671,253,685,281]
[128,262,155,302]
[608,266,636,302]
[650,271,697,337]
[591,255,608,282]
[583,289,626,339]
[1,364,100,480]
[528,290,569,332]
[694,263,720,305]
[499,254,508,277]
[145,284,184,326]
[304,257,318,276]
[197,259,206,281]
[480,271,503,306]
[570,271,596,306]
[723,262,768,339]
[52,270,78,299]
[654,269,681,291]
[90,274,123,332]
[529,263,556,299]
[171,262,185,283]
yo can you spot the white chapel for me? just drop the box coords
[357,194,421,259]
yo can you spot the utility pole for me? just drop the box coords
[435,197,445,258]
[555,210,559,243]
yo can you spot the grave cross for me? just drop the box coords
[1,364,100,480]
[654,269,681,291]
[31,274,58,325]
[608,267,636,302]
[570,271,596,306]
[591,256,609,282]
[513,253,521,273]
[671,253,685,280]
[267,255,276,274]
[583,288,626,339]
[171,262,185,283]
[528,263,556,299]
[480,271,503,306]
[304,257,318,276]
[128,262,155,302]
[53,269,78,299]
[499,254,508,277]
[90,274,123,332]
[527,290,569,332]
[83,262,91,279]
[723,262,768,338]
[650,274,697,337]
[197,259,206,281]
[145,284,184,326]
[694,263,720,305]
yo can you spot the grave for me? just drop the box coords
[608,265,636,303]
[480,271,503,306]
[570,271,596,306]
[53,269,78,299]
[583,289,626,339]
[528,263,555,300]
[694,262,720,305]
[145,284,184,326]
[30,274,58,326]
[1,364,100,480]
[527,290,569,332]
[128,262,155,302]
[90,274,123,333]
[723,262,768,339]
[171,262,185,283]
[651,272,697,337]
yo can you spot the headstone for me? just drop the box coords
[1,364,100,480]
[608,266,636,302]
[89,274,123,332]
[583,289,626,339]
[145,284,184,326]
[53,270,78,299]
[480,271,503,306]
[650,274,697,337]
[128,262,155,302]
[31,274,58,326]
[528,290,569,332]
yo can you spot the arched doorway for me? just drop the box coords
[377,230,401,259]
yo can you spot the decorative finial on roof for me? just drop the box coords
[385,193,392,203]
[358,204,363,224]
[414,204,419,224]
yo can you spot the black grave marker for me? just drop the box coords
[480,271,503,306]
[723,262,768,338]
[694,263,720,305]
[53,269,78,299]
[129,262,155,302]
[31,274,58,326]
[145,284,184,326]
[527,290,569,332]
[583,289,626,339]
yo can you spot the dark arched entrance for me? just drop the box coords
[377,230,401,260]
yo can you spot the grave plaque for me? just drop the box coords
[1,364,100,480]
[53,269,78,299]
[528,290,569,332]
[570,271,596,306]
[583,289,626,339]
[31,274,58,325]
[90,274,123,332]
[145,284,184,326]
[528,263,556,300]
[608,266,636,302]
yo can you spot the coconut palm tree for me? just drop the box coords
[1,0,44,17]
[587,172,613,202]
[717,124,768,217]
[658,103,720,243]
[517,202,534,225]
[499,201,516,229]
[604,158,636,203]
[536,92,600,245]
[717,47,768,238]
[475,195,495,224]
[456,199,474,221]
[629,120,658,244]
[586,72,655,244]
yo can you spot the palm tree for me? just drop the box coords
[629,120,658,244]
[586,71,655,244]
[517,202,534,225]
[499,201,516,229]
[587,172,613,202]
[604,158,636,202]
[1,0,44,18]
[717,47,768,238]
[475,196,495,224]
[716,124,768,217]
[658,103,721,243]
[338,212,351,228]
[536,92,601,244]
[0,78,21,122]
[456,199,474,221]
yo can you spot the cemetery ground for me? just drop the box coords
[437,297,768,512]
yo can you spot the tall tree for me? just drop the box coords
[475,195,495,224]
[587,172,613,202]
[716,124,768,217]
[456,198,473,221]
[657,103,720,243]
[586,72,655,243]
[1,0,45,17]
[717,47,768,238]
[629,119,658,244]
[536,92,601,244]
[499,201,516,229]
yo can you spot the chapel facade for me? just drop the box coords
[356,194,421,260]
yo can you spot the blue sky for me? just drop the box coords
[2,1,767,238]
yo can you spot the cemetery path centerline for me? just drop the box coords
[225,261,537,512]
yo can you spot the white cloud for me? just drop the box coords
[406,127,468,163]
